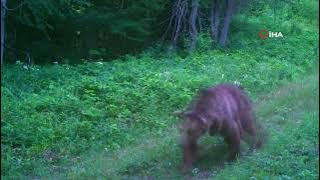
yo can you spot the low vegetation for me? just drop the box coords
[1,0,318,179]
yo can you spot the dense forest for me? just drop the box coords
[2,0,292,64]
[1,0,319,179]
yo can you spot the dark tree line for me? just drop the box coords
[1,0,272,64]
[167,0,242,52]
[2,0,171,64]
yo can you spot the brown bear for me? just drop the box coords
[177,84,262,169]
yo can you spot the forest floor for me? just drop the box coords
[61,69,319,179]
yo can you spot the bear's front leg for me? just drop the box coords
[225,126,241,161]
[182,141,197,169]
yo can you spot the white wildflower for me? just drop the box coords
[192,168,199,174]
[234,81,241,85]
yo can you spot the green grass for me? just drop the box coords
[1,0,319,179]
[6,69,313,179]
[60,71,318,179]
[214,72,319,180]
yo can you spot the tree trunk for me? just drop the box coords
[219,0,234,48]
[171,0,187,49]
[198,10,202,33]
[210,0,221,45]
[1,0,7,64]
[189,0,199,52]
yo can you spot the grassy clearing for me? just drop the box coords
[2,54,318,179]
[1,0,319,179]
[62,71,318,179]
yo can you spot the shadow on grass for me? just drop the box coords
[116,136,244,179]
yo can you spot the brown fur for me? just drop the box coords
[178,84,262,169]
